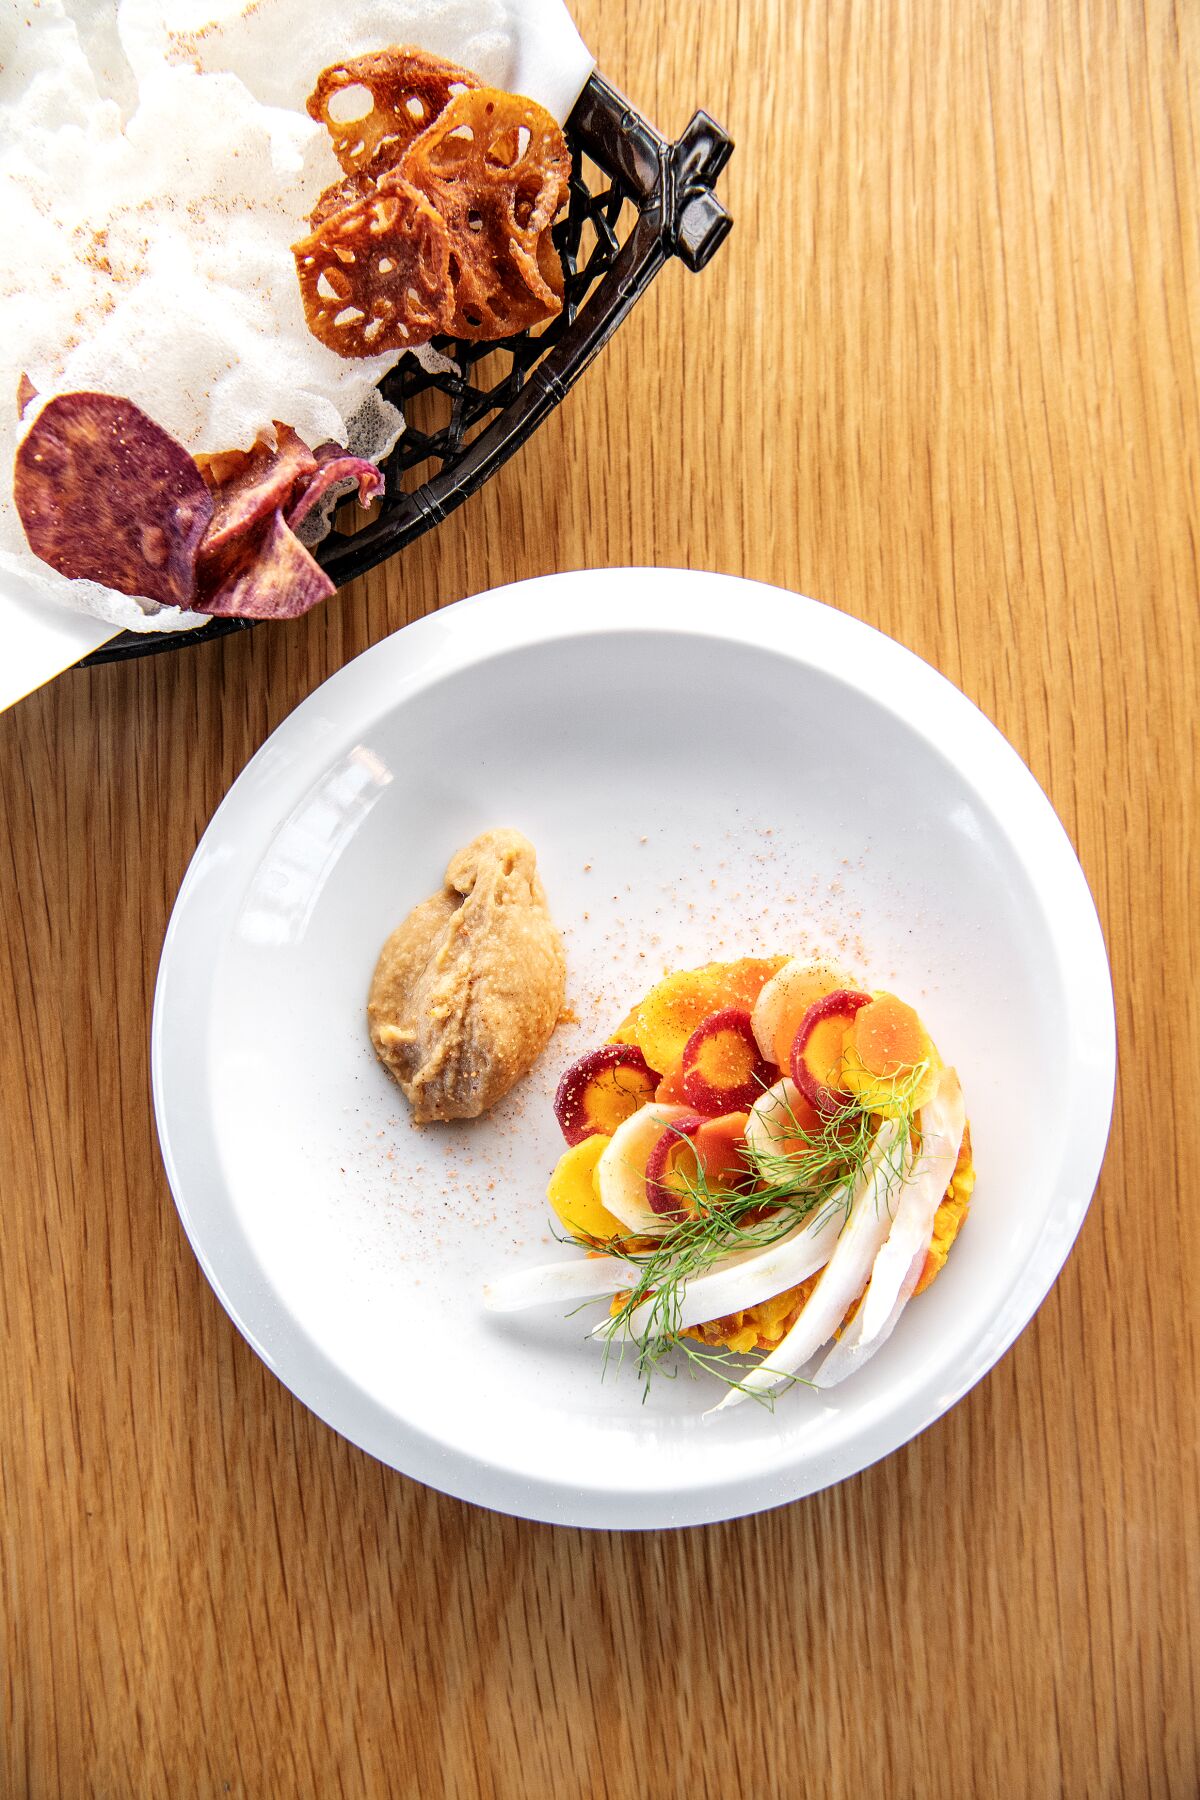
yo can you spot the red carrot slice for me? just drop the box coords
[553,1044,658,1145]
[644,1114,707,1220]
[681,1007,773,1114]
[790,989,871,1116]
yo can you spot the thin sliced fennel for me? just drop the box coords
[744,1077,808,1162]
[707,1116,908,1414]
[811,1067,965,1388]
[484,1257,641,1313]
[593,1178,850,1344]
[594,1104,692,1236]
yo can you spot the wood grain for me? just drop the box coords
[2,1,1198,1793]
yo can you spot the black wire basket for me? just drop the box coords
[80,71,732,666]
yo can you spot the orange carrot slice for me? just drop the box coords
[694,1111,752,1192]
[709,956,789,1013]
[853,993,929,1076]
[654,1059,691,1106]
[843,992,941,1112]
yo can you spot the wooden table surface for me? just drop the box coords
[3,2,1197,1794]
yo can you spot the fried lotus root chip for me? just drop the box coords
[399,86,570,340]
[307,169,375,231]
[307,47,479,178]
[292,177,451,357]
[14,392,212,607]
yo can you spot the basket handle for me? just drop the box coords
[669,110,735,272]
[568,71,734,273]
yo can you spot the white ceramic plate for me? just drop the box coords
[152,569,1115,1528]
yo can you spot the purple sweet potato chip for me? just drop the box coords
[193,508,335,620]
[198,424,318,560]
[285,446,384,531]
[16,374,37,419]
[13,392,213,607]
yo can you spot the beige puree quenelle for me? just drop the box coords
[368,829,565,1122]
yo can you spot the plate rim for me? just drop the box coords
[152,568,1116,1529]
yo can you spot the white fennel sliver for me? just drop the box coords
[811,1068,965,1388]
[708,1117,907,1415]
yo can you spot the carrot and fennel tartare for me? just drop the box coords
[485,957,974,1412]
